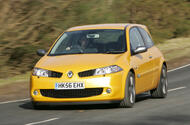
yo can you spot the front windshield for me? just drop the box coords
[49,29,126,56]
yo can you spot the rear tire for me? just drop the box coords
[119,72,136,108]
[151,65,168,98]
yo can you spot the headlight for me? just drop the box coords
[32,68,63,78]
[94,65,123,76]
[32,68,49,77]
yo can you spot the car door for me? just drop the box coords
[138,27,158,89]
[129,27,154,94]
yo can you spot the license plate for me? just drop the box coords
[55,82,85,90]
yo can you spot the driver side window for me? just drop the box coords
[129,27,145,52]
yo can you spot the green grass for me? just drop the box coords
[0,72,30,86]
[157,37,190,61]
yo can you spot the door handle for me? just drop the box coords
[149,56,152,59]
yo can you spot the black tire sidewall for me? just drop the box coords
[160,65,168,97]
[125,72,135,107]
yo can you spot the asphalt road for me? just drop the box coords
[0,65,190,125]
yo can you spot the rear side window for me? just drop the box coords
[138,27,154,48]
[129,27,145,51]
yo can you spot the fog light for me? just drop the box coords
[106,88,111,94]
[33,90,38,95]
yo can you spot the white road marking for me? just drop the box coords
[25,118,59,125]
[168,86,187,92]
[168,63,190,72]
[0,98,30,105]
[0,63,189,105]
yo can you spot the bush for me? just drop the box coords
[173,26,189,38]
[7,45,39,69]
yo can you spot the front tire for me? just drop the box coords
[119,72,136,108]
[151,65,168,98]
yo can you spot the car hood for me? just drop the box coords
[35,54,126,73]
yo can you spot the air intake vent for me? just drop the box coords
[78,70,95,77]
[40,88,103,98]
[49,71,62,78]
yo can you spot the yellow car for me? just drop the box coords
[30,24,168,108]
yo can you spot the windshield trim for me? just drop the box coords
[48,29,127,56]
[48,51,126,56]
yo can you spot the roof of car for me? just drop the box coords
[66,23,145,31]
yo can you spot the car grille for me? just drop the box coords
[78,70,95,77]
[40,88,103,98]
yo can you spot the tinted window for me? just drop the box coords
[138,27,154,48]
[49,29,126,56]
[129,28,145,51]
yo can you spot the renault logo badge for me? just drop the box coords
[67,71,73,78]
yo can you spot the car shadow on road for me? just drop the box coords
[19,101,120,110]
[19,93,152,110]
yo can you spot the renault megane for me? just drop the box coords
[30,24,168,108]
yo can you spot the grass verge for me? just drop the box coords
[157,37,190,61]
[0,72,30,86]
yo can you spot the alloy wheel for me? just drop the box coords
[161,68,168,94]
[129,76,135,104]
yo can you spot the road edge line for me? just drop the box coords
[25,117,59,125]
[0,98,30,105]
[168,86,187,92]
[168,63,190,72]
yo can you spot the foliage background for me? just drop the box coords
[0,0,189,78]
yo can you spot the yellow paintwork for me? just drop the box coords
[30,24,166,103]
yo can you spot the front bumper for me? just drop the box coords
[30,71,125,102]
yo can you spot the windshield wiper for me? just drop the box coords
[48,51,84,56]
[106,51,125,54]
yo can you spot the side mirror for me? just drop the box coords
[36,49,46,56]
[133,46,147,54]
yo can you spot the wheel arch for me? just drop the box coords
[128,68,136,84]
[155,60,167,88]
[128,68,136,87]
[129,68,135,76]
[163,61,167,70]
[121,68,135,99]
[158,57,167,74]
